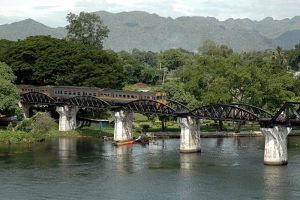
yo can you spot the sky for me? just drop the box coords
[0,0,300,27]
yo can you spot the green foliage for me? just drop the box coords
[0,130,34,144]
[77,127,114,137]
[66,12,109,48]
[160,48,193,71]
[288,44,300,71]
[141,124,150,132]
[0,62,20,116]
[199,40,233,57]
[180,49,297,112]
[30,112,57,139]
[120,49,161,85]
[0,36,124,88]
[162,81,200,108]
[0,40,15,61]
[14,112,56,140]
[15,118,32,132]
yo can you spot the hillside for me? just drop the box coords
[1,11,300,52]
[0,18,66,41]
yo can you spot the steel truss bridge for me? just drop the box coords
[21,92,300,128]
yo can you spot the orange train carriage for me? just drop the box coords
[17,85,167,104]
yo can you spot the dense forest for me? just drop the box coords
[1,12,300,117]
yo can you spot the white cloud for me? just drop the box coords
[0,0,300,27]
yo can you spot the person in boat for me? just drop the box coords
[135,133,149,144]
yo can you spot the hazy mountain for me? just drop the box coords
[1,11,300,52]
[0,18,66,41]
[275,29,300,49]
[97,11,275,52]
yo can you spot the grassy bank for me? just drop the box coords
[77,127,114,138]
[0,111,262,144]
[0,129,81,144]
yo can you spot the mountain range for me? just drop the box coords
[1,11,300,52]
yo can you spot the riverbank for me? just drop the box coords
[0,129,81,144]
[2,126,300,144]
[146,129,300,139]
[146,131,263,138]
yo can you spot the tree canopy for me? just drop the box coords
[0,36,124,88]
[177,51,295,111]
[0,62,20,116]
[66,12,109,48]
[1,32,300,116]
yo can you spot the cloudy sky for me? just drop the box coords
[0,0,299,27]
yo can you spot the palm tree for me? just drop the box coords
[272,46,288,70]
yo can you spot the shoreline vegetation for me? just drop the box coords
[1,121,300,144]
[1,112,300,144]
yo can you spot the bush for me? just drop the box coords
[141,124,150,132]
[12,112,57,140]
[15,118,32,132]
[30,112,57,139]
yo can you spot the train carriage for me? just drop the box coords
[17,85,167,104]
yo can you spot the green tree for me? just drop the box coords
[0,62,20,116]
[271,46,288,70]
[162,81,200,108]
[1,36,124,88]
[288,43,300,71]
[0,39,15,60]
[120,50,161,85]
[198,40,233,57]
[1,36,61,84]
[180,51,296,111]
[160,48,192,71]
[66,12,109,48]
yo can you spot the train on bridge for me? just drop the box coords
[17,84,167,104]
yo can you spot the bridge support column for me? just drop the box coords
[261,126,292,165]
[113,110,133,142]
[56,106,79,131]
[178,116,201,153]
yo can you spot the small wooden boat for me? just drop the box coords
[113,140,135,146]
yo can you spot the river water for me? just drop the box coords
[1,137,300,200]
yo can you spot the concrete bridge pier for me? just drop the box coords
[56,106,79,131]
[177,116,201,153]
[112,110,133,142]
[261,126,292,165]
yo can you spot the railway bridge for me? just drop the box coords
[20,92,300,166]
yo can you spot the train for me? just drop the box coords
[17,85,167,104]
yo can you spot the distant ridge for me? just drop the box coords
[0,18,66,41]
[1,11,300,52]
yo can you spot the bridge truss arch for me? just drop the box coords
[166,99,191,113]
[263,102,300,127]
[121,100,176,115]
[190,104,262,122]
[21,92,56,105]
[228,103,272,119]
[64,96,111,109]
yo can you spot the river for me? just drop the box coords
[0,137,300,200]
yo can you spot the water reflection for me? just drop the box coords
[263,166,289,200]
[113,145,133,174]
[58,137,77,163]
[2,137,300,200]
[148,139,166,152]
[180,153,199,170]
